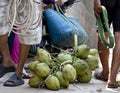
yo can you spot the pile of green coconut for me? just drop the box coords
[27,44,99,90]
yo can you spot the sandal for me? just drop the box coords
[0,64,16,78]
[22,68,33,79]
[22,73,33,79]
[107,83,120,88]
[94,71,108,82]
[4,73,24,87]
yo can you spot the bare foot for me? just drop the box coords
[107,74,118,88]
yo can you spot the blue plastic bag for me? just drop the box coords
[43,8,89,47]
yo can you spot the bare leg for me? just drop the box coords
[94,32,109,81]
[108,32,120,85]
[15,43,30,76]
[3,41,30,86]
[0,35,14,67]
[97,32,109,79]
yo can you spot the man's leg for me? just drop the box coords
[0,35,15,78]
[0,35,14,67]
[107,32,120,86]
[16,43,30,76]
[4,43,30,86]
[94,32,109,80]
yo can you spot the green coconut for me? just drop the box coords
[62,64,77,82]
[27,61,39,71]
[73,58,89,75]
[75,44,90,59]
[84,55,99,70]
[28,75,44,88]
[77,70,92,83]
[88,48,98,56]
[56,53,72,63]
[45,75,60,90]
[55,71,69,88]
[36,48,52,66]
[34,63,50,78]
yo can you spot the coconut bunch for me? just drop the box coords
[27,48,74,90]
[56,44,99,83]
[73,44,99,83]
[27,44,99,90]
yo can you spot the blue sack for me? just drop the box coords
[43,8,89,47]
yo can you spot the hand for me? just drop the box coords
[65,0,75,5]
[94,0,102,17]
[60,0,75,10]
[43,0,55,4]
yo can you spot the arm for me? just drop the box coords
[94,0,102,17]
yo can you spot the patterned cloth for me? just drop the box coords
[0,0,42,45]
[0,0,9,35]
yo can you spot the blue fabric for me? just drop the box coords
[29,45,37,55]
[8,32,15,54]
[43,8,89,47]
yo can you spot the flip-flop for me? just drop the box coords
[4,73,24,87]
[107,83,120,88]
[22,73,33,79]
[0,64,16,78]
[94,71,108,82]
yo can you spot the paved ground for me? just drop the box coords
[0,71,120,93]
[0,51,120,93]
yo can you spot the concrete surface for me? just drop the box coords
[0,71,120,93]
[0,51,120,93]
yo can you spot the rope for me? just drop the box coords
[6,0,42,36]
